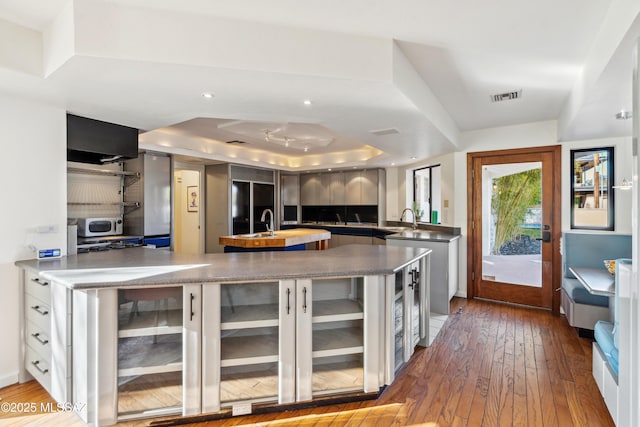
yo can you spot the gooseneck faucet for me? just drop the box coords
[260,208,275,236]
[400,207,417,230]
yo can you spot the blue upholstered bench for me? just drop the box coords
[561,232,631,331]
[592,258,630,423]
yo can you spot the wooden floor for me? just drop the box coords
[0,297,614,426]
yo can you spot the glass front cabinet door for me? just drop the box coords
[386,259,429,381]
[73,284,202,425]
[202,277,385,413]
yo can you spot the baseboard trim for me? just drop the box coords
[0,372,19,389]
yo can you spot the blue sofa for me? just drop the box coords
[561,232,631,331]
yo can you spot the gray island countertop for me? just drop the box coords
[16,244,431,290]
[385,229,461,243]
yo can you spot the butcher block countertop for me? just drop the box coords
[219,228,330,249]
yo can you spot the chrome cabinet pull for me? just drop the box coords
[286,288,291,315]
[31,360,48,375]
[31,305,49,316]
[31,278,49,287]
[31,333,49,345]
[303,287,308,313]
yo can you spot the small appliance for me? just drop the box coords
[77,217,123,237]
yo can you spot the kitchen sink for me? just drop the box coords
[240,233,278,238]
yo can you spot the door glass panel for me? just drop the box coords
[253,183,275,233]
[410,266,420,347]
[117,287,183,416]
[481,162,542,287]
[311,278,364,395]
[220,282,279,405]
[232,181,251,235]
[394,271,404,372]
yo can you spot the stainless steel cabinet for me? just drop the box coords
[300,173,330,205]
[345,170,378,205]
[386,236,459,314]
[301,170,379,206]
[385,257,430,381]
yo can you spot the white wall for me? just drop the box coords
[0,95,66,387]
[561,136,633,234]
[387,120,633,299]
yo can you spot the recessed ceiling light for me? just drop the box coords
[303,99,312,106]
[304,147,309,152]
[410,156,417,160]
[201,92,214,99]
[615,110,632,120]
[328,168,332,171]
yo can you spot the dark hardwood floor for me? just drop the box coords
[0,297,614,426]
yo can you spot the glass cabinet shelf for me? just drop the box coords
[220,331,279,367]
[220,303,279,330]
[312,299,363,322]
[118,309,182,338]
[312,327,363,358]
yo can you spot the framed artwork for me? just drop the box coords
[187,185,199,212]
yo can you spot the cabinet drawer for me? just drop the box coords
[25,345,52,394]
[25,293,51,334]
[25,271,51,302]
[26,320,52,362]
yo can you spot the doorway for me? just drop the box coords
[174,165,204,254]
[467,145,561,312]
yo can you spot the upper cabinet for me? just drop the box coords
[301,169,379,206]
[345,170,378,205]
[301,173,330,205]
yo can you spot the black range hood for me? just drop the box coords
[67,113,139,164]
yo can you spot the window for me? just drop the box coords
[570,147,614,230]
[413,164,441,223]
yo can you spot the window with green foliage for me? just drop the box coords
[491,168,541,255]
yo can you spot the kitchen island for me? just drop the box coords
[16,244,431,426]
[218,228,331,252]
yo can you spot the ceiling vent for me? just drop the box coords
[491,90,522,103]
[369,128,400,136]
[225,140,247,144]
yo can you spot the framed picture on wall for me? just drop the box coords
[187,185,199,212]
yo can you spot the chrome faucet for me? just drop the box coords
[260,208,275,236]
[400,207,417,230]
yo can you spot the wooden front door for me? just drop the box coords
[467,145,561,312]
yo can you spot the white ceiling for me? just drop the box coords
[0,0,637,170]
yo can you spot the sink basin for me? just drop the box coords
[239,233,278,238]
[40,264,208,286]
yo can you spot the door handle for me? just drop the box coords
[190,293,195,321]
[302,287,308,313]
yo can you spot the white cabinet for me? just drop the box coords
[202,277,385,412]
[22,271,72,403]
[72,284,202,425]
